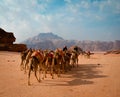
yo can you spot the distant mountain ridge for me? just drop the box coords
[22,32,120,51]
[23,32,63,44]
[37,32,63,40]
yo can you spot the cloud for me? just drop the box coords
[0,0,120,42]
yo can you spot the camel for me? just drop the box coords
[63,51,72,72]
[51,48,65,78]
[28,50,45,85]
[70,51,79,67]
[43,50,54,79]
[81,50,93,59]
[20,49,29,71]
[68,46,83,67]
[24,49,33,73]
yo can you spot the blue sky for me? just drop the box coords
[0,0,120,42]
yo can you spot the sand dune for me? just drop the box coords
[0,51,120,97]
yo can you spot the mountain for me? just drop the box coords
[37,32,63,40]
[22,32,79,50]
[22,32,120,51]
[23,32,63,44]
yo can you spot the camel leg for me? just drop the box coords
[51,67,54,79]
[57,67,61,77]
[20,60,24,71]
[20,57,25,71]
[24,60,29,74]
[76,57,79,67]
[34,69,40,82]
[39,69,42,82]
[42,67,47,80]
[42,71,45,80]
[28,68,31,85]
[44,60,48,78]
[51,58,55,79]
[71,60,74,68]
[28,58,33,85]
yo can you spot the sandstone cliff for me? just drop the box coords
[0,28,27,52]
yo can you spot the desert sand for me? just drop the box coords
[0,51,120,97]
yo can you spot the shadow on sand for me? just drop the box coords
[43,64,107,86]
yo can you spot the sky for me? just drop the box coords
[0,0,120,43]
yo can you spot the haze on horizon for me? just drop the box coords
[0,0,120,43]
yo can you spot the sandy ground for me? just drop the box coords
[0,51,120,97]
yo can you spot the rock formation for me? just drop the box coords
[104,50,120,54]
[0,28,16,44]
[0,28,27,52]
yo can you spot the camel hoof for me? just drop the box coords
[38,79,41,82]
[58,75,61,77]
[28,83,31,86]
